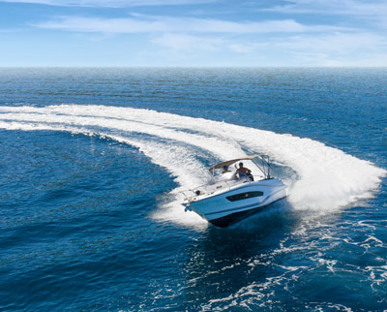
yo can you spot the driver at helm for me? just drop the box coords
[236,162,254,181]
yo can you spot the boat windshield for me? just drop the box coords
[209,154,271,179]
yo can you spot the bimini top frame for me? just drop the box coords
[209,154,272,179]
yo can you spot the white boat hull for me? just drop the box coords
[185,178,287,227]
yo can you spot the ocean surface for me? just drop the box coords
[0,68,386,312]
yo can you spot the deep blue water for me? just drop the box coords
[0,68,386,311]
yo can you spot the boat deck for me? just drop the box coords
[182,176,262,203]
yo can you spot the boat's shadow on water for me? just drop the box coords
[180,199,300,308]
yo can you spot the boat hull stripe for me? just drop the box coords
[204,188,286,217]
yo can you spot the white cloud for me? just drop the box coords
[264,0,387,23]
[33,13,387,67]
[37,16,168,33]
[277,32,386,54]
[152,33,222,51]
[228,43,255,53]
[149,30,387,66]
[4,0,386,66]
[35,15,352,34]
[151,33,267,54]
[273,31,387,66]
[0,0,215,7]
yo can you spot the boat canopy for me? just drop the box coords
[209,154,267,171]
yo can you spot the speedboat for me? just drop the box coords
[182,155,287,227]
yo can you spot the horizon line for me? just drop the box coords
[1,65,386,69]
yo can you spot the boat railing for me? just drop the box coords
[181,178,251,203]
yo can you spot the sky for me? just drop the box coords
[0,0,386,67]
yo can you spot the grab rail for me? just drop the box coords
[181,177,256,203]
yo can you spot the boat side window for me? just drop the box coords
[226,191,263,202]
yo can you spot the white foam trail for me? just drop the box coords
[0,105,385,227]
[0,120,208,229]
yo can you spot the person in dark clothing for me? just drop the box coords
[236,162,254,181]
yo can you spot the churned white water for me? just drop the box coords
[0,104,385,228]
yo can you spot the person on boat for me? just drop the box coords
[222,166,231,173]
[237,162,254,181]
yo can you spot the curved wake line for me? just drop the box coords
[1,104,385,228]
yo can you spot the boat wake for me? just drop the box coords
[1,104,385,228]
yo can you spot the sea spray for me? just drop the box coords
[0,104,385,227]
